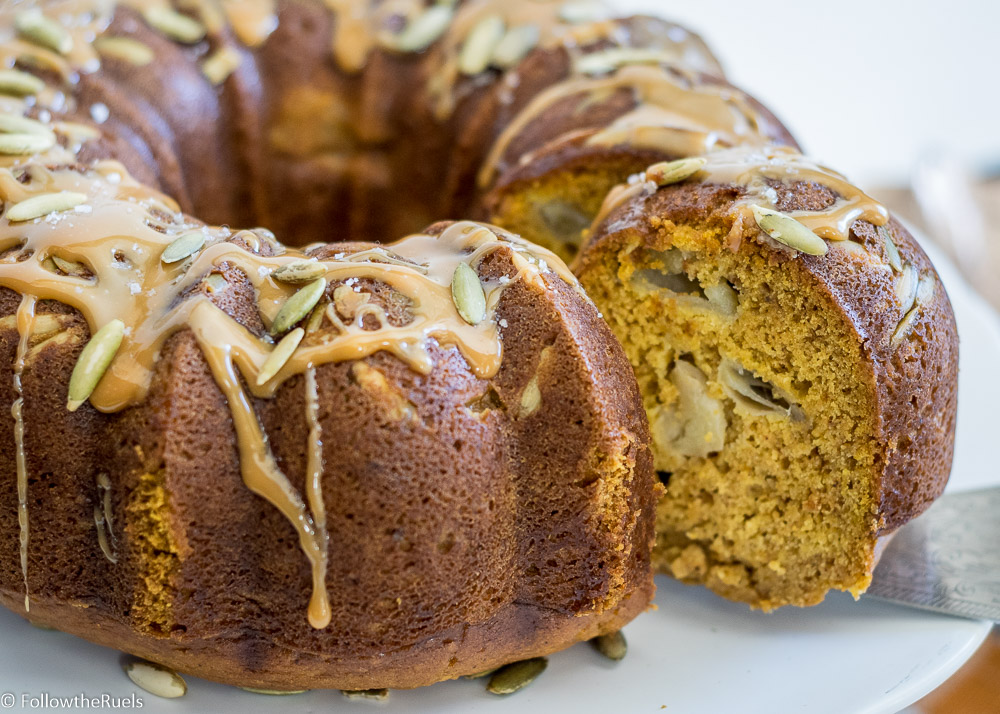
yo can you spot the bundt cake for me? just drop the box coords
[574,146,958,609]
[0,0,668,692]
[0,0,960,697]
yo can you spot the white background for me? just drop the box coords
[618,0,999,186]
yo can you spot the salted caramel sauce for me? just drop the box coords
[188,302,335,629]
[478,63,770,188]
[302,367,329,628]
[695,145,889,240]
[587,145,890,250]
[13,294,36,612]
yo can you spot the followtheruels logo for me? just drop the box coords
[0,692,144,709]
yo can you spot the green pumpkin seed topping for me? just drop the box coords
[0,69,45,97]
[270,279,328,335]
[386,4,453,52]
[7,192,88,222]
[257,328,305,386]
[67,320,125,412]
[751,205,829,256]
[451,262,487,325]
[15,9,73,55]
[486,658,548,695]
[94,37,155,66]
[161,231,207,264]
[143,7,207,44]
[590,630,627,660]
[272,259,327,285]
[645,157,707,186]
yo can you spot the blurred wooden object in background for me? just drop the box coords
[913,630,1000,713]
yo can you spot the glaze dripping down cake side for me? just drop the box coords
[575,148,958,609]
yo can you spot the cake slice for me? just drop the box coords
[574,147,958,608]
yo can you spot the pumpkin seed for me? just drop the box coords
[388,4,453,52]
[201,46,242,85]
[143,7,207,44]
[0,69,45,97]
[240,688,307,695]
[271,278,327,335]
[124,659,187,699]
[750,205,828,256]
[341,689,389,701]
[0,132,55,155]
[882,227,902,272]
[15,9,73,55]
[458,15,505,75]
[519,376,541,417]
[257,328,304,386]
[272,259,327,285]
[590,630,627,660]
[94,37,155,66]
[51,255,87,277]
[890,307,919,348]
[55,121,100,143]
[486,658,547,695]
[16,47,63,74]
[645,157,707,186]
[575,47,674,75]
[305,303,328,334]
[558,1,607,24]
[7,192,88,221]
[491,24,540,69]
[67,319,125,412]
[916,273,935,305]
[890,273,936,345]
[161,231,206,264]
[451,262,486,325]
[894,263,918,310]
[0,113,54,137]
[890,275,934,350]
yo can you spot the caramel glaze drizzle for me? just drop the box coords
[699,145,890,240]
[590,145,890,246]
[478,63,770,189]
[303,367,329,628]
[13,295,36,613]
[319,0,723,118]
[0,149,569,626]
